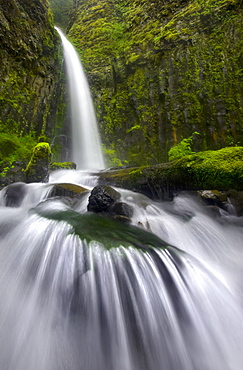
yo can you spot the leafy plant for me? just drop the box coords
[168,132,200,161]
[103,145,124,168]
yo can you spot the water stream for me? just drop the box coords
[55,27,105,170]
[0,171,242,370]
[0,25,242,370]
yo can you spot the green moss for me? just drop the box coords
[174,146,243,189]
[35,210,168,251]
[0,0,64,142]
[67,0,243,165]
[0,133,37,165]
[50,162,76,170]
[98,146,243,194]
[25,142,51,181]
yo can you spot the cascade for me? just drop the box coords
[0,171,243,370]
[0,25,242,370]
[55,27,105,170]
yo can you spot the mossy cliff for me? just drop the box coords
[0,0,66,140]
[68,0,243,166]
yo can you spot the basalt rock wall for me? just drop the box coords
[0,0,66,139]
[68,0,243,166]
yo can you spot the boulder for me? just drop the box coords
[4,182,27,207]
[227,190,243,216]
[111,202,134,223]
[49,183,88,197]
[25,142,51,183]
[0,161,26,189]
[50,162,77,171]
[87,185,121,213]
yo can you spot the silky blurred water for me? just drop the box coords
[0,172,242,370]
[55,28,105,170]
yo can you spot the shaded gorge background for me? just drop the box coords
[0,0,243,168]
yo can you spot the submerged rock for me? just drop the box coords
[4,182,27,207]
[49,183,88,197]
[111,202,134,223]
[35,206,168,251]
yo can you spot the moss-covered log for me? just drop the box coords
[97,147,243,199]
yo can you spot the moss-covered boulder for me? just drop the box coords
[50,162,77,171]
[25,142,51,183]
[48,183,88,197]
[0,161,26,189]
[97,147,243,199]
[0,133,39,188]
[34,206,168,251]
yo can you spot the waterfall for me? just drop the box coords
[55,27,105,170]
[0,172,243,370]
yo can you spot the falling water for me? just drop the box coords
[55,27,105,170]
[0,172,243,370]
[1,26,243,370]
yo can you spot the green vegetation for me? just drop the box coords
[168,132,200,161]
[0,0,65,162]
[25,142,51,182]
[98,146,243,194]
[103,145,124,167]
[35,209,168,250]
[67,0,243,166]
[25,142,51,171]
[174,146,243,189]
[0,133,37,176]
[50,162,76,170]
[49,0,76,31]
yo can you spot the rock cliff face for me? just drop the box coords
[0,0,65,139]
[68,0,243,165]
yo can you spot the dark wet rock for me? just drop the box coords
[0,1,64,139]
[0,161,26,189]
[198,190,228,204]
[227,190,243,216]
[111,202,134,219]
[49,183,88,197]
[205,205,224,217]
[46,183,89,209]
[4,182,27,207]
[113,215,131,224]
[87,185,121,213]
[198,190,228,210]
